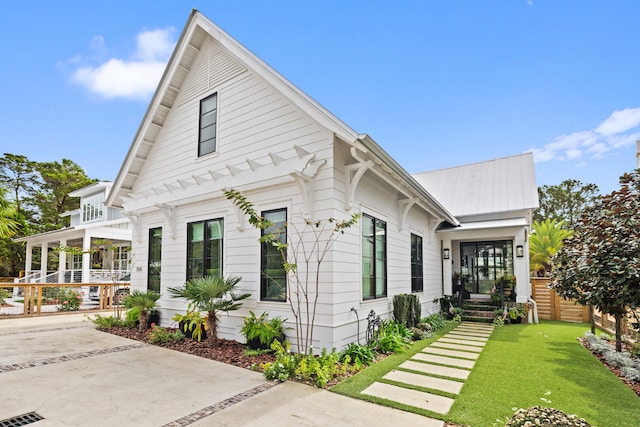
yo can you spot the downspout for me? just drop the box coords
[527,296,539,324]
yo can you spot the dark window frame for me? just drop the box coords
[186,218,224,281]
[410,233,423,293]
[260,208,287,302]
[362,213,387,300]
[198,92,218,157]
[148,227,162,293]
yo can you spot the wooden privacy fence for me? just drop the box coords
[531,278,589,323]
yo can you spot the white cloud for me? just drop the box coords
[595,107,640,136]
[71,27,176,100]
[529,107,640,163]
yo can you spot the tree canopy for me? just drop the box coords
[550,171,640,351]
[534,179,600,225]
[529,218,572,277]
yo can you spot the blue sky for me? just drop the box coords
[2,1,639,195]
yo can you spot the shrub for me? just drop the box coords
[148,326,172,344]
[261,341,353,387]
[339,342,375,368]
[91,314,125,329]
[392,293,421,327]
[58,288,83,311]
[505,406,592,426]
[422,313,447,331]
[620,366,640,382]
[492,316,505,327]
[0,288,10,305]
[630,342,640,360]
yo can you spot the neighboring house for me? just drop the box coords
[14,182,132,286]
[105,10,538,350]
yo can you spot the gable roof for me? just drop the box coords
[105,9,458,225]
[412,153,539,218]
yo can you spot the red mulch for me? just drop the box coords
[101,326,276,370]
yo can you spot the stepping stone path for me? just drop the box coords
[361,322,494,426]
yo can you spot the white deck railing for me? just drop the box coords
[13,269,131,284]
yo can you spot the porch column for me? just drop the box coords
[58,239,67,283]
[514,228,529,303]
[442,238,453,295]
[25,243,33,276]
[40,242,47,283]
[82,232,91,283]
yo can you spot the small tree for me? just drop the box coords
[529,218,572,277]
[225,189,359,354]
[168,275,250,347]
[551,171,640,351]
[124,290,160,332]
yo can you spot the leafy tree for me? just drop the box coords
[168,275,250,347]
[124,290,161,332]
[0,153,39,216]
[529,218,572,277]
[534,179,600,225]
[225,188,360,354]
[33,159,96,231]
[0,187,18,239]
[551,171,640,351]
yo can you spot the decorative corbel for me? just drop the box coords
[291,159,326,219]
[428,217,444,242]
[398,198,418,231]
[123,213,141,243]
[156,203,176,239]
[344,147,374,211]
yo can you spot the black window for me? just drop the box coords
[148,227,162,292]
[411,233,423,293]
[198,93,217,156]
[460,240,514,294]
[261,209,287,301]
[362,214,387,299]
[187,219,223,280]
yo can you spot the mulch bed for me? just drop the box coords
[579,337,640,397]
[101,326,276,370]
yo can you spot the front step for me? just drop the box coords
[462,299,499,323]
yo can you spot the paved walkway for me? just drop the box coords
[0,314,432,427]
[362,322,493,420]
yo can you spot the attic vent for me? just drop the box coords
[0,412,44,427]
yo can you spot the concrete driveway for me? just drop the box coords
[0,314,433,427]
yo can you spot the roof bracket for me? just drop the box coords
[344,147,374,211]
[398,198,418,232]
[291,158,326,220]
[123,213,141,243]
[156,203,176,239]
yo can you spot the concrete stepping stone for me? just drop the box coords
[413,352,476,369]
[422,347,480,360]
[458,323,493,330]
[400,360,470,380]
[445,333,488,342]
[430,342,483,353]
[455,325,493,332]
[449,330,492,338]
[437,337,485,347]
[384,369,464,394]
[362,382,455,415]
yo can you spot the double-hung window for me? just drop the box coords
[362,214,387,299]
[198,93,218,156]
[261,209,287,301]
[410,233,423,293]
[187,219,224,280]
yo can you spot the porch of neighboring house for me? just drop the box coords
[6,227,131,316]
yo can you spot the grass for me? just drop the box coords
[332,320,640,426]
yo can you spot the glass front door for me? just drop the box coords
[460,241,514,294]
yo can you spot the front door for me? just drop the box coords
[460,240,514,294]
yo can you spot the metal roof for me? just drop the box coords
[413,153,539,217]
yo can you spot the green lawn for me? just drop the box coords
[332,321,640,426]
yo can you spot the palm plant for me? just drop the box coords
[124,290,161,332]
[0,187,18,239]
[168,275,250,347]
[529,218,573,276]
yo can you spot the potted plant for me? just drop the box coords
[241,311,290,350]
[123,290,161,332]
[172,304,207,341]
[507,304,528,324]
[168,275,250,347]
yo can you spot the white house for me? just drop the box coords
[15,182,132,286]
[106,10,538,350]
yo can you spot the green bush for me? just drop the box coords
[422,313,447,331]
[339,342,375,368]
[148,325,185,344]
[370,319,411,354]
[91,314,126,329]
[0,288,10,305]
[58,288,82,311]
[392,293,421,327]
[261,341,353,387]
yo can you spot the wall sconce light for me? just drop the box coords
[516,245,524,258]
[443,248,450,260]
